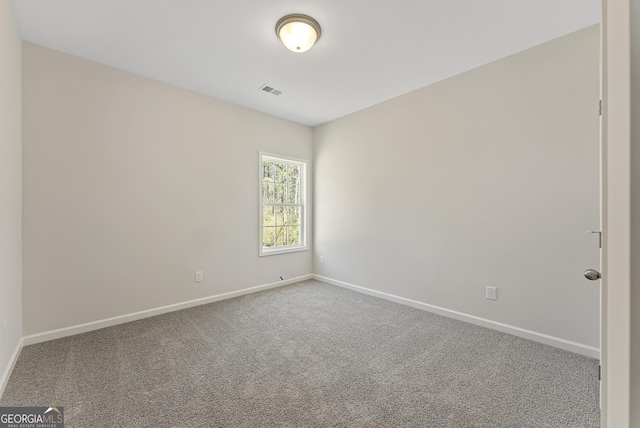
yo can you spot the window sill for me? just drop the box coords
[259,246,309,257]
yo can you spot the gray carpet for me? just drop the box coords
[1,280,600,427]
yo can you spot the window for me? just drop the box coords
[260,153,308,256]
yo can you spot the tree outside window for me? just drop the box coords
[260,154,307,256]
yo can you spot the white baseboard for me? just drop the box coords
[313,275,600,359]
[0,337,24,400]
[23,274,313,347]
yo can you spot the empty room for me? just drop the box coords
[0,0,637,427]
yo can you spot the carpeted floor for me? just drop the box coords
[1,280,600,427]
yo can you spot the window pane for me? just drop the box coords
[262,182,274,203]
[288,226,300,245]
[274,183,285,203]
[287,165,300,203]
[275,206,286,226]
[263,206,275,227]
[274,163,287,183]
[263,227,275,247]
[288,165,300,182]
[262,161,275,180]
[275,226,286,246]
[287,183,299,204]
[287,206,300,225]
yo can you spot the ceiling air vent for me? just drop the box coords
[259,84,284,96]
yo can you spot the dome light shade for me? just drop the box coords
[276,14,321,53]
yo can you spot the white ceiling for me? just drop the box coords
[10,0,600,127]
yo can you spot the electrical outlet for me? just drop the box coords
[3,320,7,343]
[486,286,497,301]
[320,256,325,265]
[195,271,204,283]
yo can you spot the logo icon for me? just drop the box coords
[0,406,64,427]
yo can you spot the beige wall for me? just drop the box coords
[313,26,600,349]
[631,0,640,422]
[0,0,22,391]
[22,42,312,335]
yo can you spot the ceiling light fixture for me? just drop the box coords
[275,14,321,53]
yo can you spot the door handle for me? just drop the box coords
[584,269,601,280]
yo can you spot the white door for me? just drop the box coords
[599,0,631,426]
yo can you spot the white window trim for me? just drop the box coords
[259,152,309,256]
